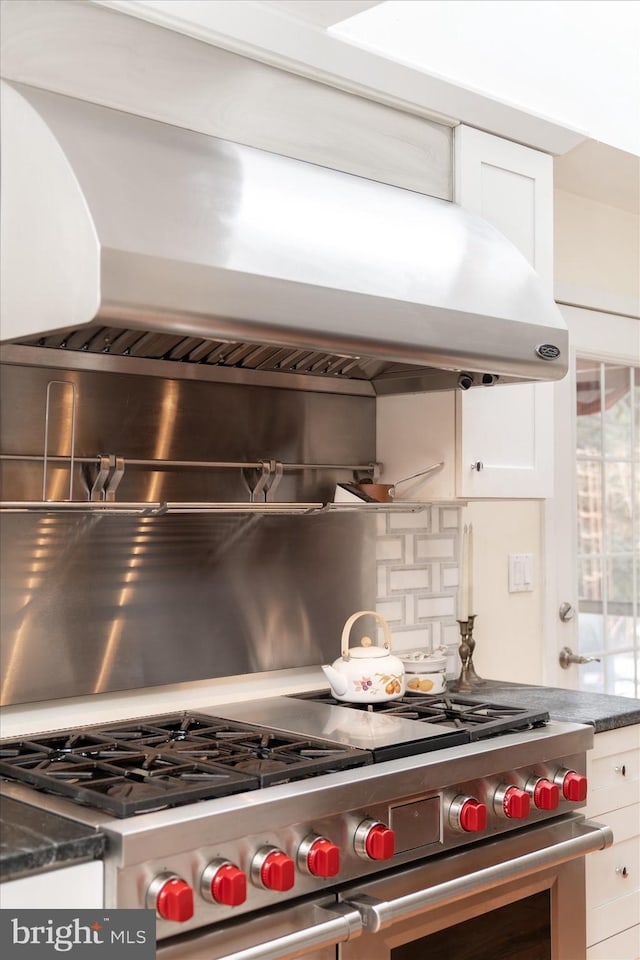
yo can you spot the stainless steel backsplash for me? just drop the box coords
[0,361,376,705]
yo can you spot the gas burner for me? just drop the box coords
[290,691,549,739]
[0,712,370,816]
[0,737,260,817]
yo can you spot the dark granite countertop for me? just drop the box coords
[0,796,106,884]
[463,680,640,733]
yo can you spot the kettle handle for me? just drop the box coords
[341,610,393,659]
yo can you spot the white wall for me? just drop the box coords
[554,189,640,318]
[465,500,544,683]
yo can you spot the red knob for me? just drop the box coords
[261,851,295,891]
[459,799,487,832]
[155,877,194,922]
[211,864,247,906]
[306,838,341,877]
[502,787,530,820]
[533,779,559,810]
[365,824,395,861]
[561,771,588,802]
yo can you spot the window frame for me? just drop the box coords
[543,305,640,693]
[574,357,638,697]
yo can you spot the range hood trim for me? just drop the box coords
[0,343,377,397]
[0,80,568,393]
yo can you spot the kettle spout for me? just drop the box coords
[321,664,348,697]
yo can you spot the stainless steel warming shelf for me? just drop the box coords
[0,500,429,516]
[0,448,434,515]
[0,500,325,516]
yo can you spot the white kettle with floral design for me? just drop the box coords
[321,611,405,703]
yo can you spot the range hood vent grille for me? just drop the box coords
[20,325,384,382]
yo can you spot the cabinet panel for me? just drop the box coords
[587,925,640,960]
[376,392,456,500]
[586,728,640,818]
[586,806,639,908]
[478,164,536,264]
[0,861,103,908]
[457,382,553,498]
[588,891,640,949]
[590,726,640,759]
[454,125,556,499]
[454,126,553,288]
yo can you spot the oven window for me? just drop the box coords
[390,891,551,960]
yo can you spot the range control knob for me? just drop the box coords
[555,769,588,802]
[251,846,295,891]
[298,835,341,877]
[201,860,247,906]
[494,785,530,820]
[450,796,487,833]
[147,873,194,922]
[354,819,396,860]
[526,777,560,810]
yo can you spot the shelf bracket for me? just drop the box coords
[242,460,272,502]
[83,455,111,501]
[105,456,125,502]
[265,460,284,502]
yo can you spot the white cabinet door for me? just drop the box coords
[0,861,103,908]
[456,382,554,498]
[454,125,555,498]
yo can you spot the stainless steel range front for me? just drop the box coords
[0,693,612,960]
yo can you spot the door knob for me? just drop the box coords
[559,647,601,669]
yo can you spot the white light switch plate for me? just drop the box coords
[509,553,533,592]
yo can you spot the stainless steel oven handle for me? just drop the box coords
[220,906,362,960]
[159,903,363,960]
[344,818,613,934]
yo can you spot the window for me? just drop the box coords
[576,360,639,697]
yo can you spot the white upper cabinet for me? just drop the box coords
[454,126,556,499]
[454,127,554,288]
[378,126,557,501]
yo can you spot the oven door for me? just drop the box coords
[339,814,612,960]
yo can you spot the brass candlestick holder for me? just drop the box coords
[449,615,485,692]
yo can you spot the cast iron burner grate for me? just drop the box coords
[0,713,370,817]
[291,691,549,740]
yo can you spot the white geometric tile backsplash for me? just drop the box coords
[375,504,464,677]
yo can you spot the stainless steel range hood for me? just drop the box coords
[0,80,567,395]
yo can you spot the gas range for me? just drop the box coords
[0,693,549,816]
[0,691,594,945]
